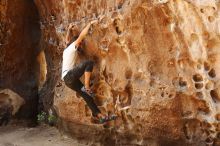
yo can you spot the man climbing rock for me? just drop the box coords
[61,20,115,123]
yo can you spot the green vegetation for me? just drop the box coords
[37,111,57,126]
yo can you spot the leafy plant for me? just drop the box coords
[37,111,57,126]
[37,111,47,123]
[48,114,57,126]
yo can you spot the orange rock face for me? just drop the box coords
[2,0,220,145]
[35,0,220,145]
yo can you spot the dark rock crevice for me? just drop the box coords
[0,0,42,121]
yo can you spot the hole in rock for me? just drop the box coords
[217,132,220,138]
[197,64,202,70]
[208,16,215,23]
[198,100,210,113]
[205,130,211,136]
[94,84,111,106]
[200,8,205,13]
[182,111,193,117]
[161,92,165,97]
[201,121,212,129]
[195,83,203,89]
[196,92,204,98]
[119,93,129,105]
[183,122,191,140]
[135,124,142,133]
[191,33,199,41]
[124,82,133,105]
[205,137,214,144]
[168,93,175,98]
[208,69,216,78]
[135,116,140,121]
[87,4,92,10]
[183,119,202,141]
[205,82,213,90]
[210,89,220,101]
[179,77,187,87]
[125,68,133,79]
[100,39,109,52]
[136,136,143,143]
[106,103,115,114]
[115,26,122,34]
[193,74,203,82]
[127,115,134,123]
[216,123,220,131]
[206,38,219,49]
[118,3,123,9]
[203,31,210,40]
[216,114,220,121]
[103,69,113,84]
[204,61,211,71]
[111,12,118,19]
[134,72,142,80]
[212,7,216,11]
[113,19,123,35]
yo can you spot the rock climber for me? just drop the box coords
[61,20,116,123]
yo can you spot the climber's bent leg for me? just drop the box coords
[63,71,100,116]
[66,60,94,79]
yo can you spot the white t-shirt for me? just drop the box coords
[61,42,78,80]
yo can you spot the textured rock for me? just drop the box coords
[0,89,25,126]
[0,0,40,120]
[0,89,25,115]
[2,0,220,145]
[34,0,220,145]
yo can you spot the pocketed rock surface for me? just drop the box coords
[1,0,220,146]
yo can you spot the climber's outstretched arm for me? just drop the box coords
[65,24,75,46]
[75,20,98,47]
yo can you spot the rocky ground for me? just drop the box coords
[0,125,86,146]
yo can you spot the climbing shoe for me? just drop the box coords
[99,115,117,124]
[81,86,95,98]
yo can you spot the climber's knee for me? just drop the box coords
[85,60,94,72]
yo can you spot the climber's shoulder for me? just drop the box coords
[64,41,77,52]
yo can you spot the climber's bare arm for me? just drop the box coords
[65,24,75,46]
[74,20,98,47]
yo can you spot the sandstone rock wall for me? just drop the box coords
[35,0,220,145]
[1,0,220,145]
[36,0,220,145]
[0,0,40,120]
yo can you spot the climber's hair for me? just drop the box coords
[73,35,79,42]
[66,35,79,46]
